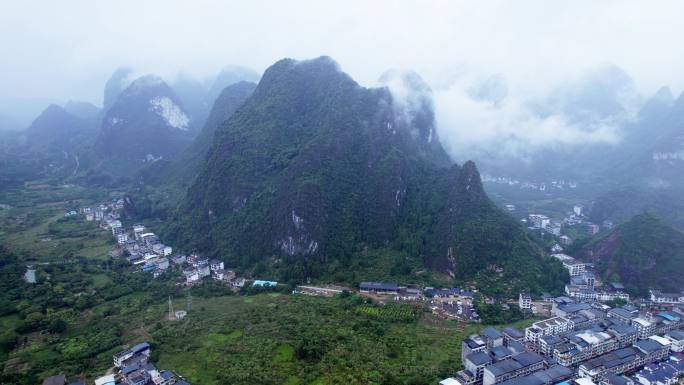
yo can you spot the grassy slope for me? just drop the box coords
[153,295,536,385]
[0,185,115,262]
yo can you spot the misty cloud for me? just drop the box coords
[431,65,640,160]
[2,0,684,157]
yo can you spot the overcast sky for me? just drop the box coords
[2,1,683,155]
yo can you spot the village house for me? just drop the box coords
[183,269,200,285]
[650,290,684,305]
[113,342,151,368]
[213,269,236,282]
[359,281,399,295]
[209,259,224,271]
[632,317,656,340]
[171,254,186,265]
[133,224,146,240]
[524,317,572,348]
[117,233,129,244]
[198,264,211,278]
[519,293,532,311]
[552,253,586,276]
[482,352,546,385]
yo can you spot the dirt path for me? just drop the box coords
[71,154,80,177]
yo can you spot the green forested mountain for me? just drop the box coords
[578,213,684,295]
[173,81,257,185]
[165,56,567,294]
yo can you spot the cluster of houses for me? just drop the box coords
[113,224,174,277]
[517,255,630,319]
[649,291,684,306]
[441,300,684,385]
[75,198,125,222]
[114,223,249,288]
[40,343,188,385]
[181,254,246,288]
[358,281,480,322]
[549,253,630,304]
[73,197,253,288]
[107,342,188,385]
[518,204,612,251]
[481,175,579,192]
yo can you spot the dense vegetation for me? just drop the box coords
[578,213,684,295]
[0,244,180,384]
[152,294,535,385]
[589,186,684,231]
[164,56,567,297]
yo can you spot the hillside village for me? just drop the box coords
[37,196,684,385]
[440,292,684,385]
[67,198,250,289]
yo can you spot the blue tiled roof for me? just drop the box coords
[483,327,504,339]
[491,346,513,359]
[359,282,399,290]
[467,351,493,366]
[131,342,150,354]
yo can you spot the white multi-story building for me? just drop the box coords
[482,352,546,385]
[650,290,684,304]
[525,317,572,345]
[573,205,583,217]
[519,293,532,311]
[552,253,586,276]
[529,214,551,229]
[596,291,630,302]
[133,224,146,240]
[553,329,619,366]
[664,330,684,352]
[184,269,200,284]
[632,317,655,340]
[117,233,129,244]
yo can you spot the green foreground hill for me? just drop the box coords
[578,213,684,295]
[164,56,567,295]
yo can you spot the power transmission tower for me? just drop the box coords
[168,296,174,320]
[186,291,192,312]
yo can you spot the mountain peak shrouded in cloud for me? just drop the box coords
[653,86,674,105]
[103,67,136,111]
[378,69,441,151]
[207,65,260,102]
[468,74,508,107]
[171,65,260,129]
[543,64,640,123]
[63,100,100,119]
